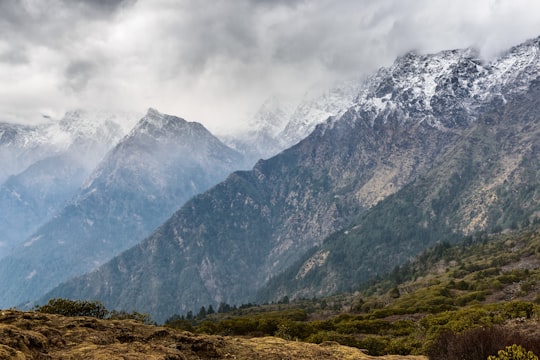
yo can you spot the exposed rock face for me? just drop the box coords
[0,109,244,308]
[45,37,540,322]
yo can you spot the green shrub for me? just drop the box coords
[108,310,153,324]
[35,298,108,319]
[488,345,539,360]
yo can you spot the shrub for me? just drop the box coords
[108,310,153,324]
[487,344,539,360]
[35,298,108,319]
[427,326,540,360]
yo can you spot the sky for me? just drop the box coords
[1,0,539,134]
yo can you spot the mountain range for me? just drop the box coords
[0,109,245,307]
[40,36,540,323]
[0,111,139,257]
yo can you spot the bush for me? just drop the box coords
[108,310,153,324]
[487,345,539,360]
[35,298,108,319]
[427,326,540,360]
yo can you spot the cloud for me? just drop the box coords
[0,0,539,132]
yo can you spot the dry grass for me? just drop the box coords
[0,310,426,359]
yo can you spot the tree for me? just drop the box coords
[196,306,207,319]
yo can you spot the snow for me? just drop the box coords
[324,35,540,130]
[23,235,42,247]
[25,270,37,280]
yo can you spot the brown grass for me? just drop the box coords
[0,310,426,359]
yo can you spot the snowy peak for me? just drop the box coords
[0,111,139,184]
[489,35,540,95]
[279,79,362,145]
[58,110,138,143]
[224,80,363,165]
[137,108,186,133]
[248,97,293,138]
[81,108,244,191]
[336,35,540,130]
[132,108,212,141]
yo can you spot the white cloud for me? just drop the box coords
[1,0,539,133]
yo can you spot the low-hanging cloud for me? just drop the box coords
[1,0,539,133]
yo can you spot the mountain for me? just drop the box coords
[43,36,540,323]
[222,97,293,164]
[259,77,540,301]
[0,110,138,257]
[0,108,244,307]
[0,111,137,183]
[278,80,362,146]
[223,80,361,165]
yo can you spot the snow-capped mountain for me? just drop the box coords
[0,108,245,308]
[337,36,540,131]
[225,80,362,165]
[41,36,540,322]
[0,110,139,258]
[223,97,293,164]
[279,79,362,146]
[0,110,139,184]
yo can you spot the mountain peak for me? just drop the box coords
[133,108,194,138]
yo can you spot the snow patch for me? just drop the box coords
[25,270,37,280]
[23,235,42,247]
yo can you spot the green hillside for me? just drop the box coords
[176,227,540,358]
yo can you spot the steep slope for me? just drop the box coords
[259,78,540,301]
[0,109,244,307]
[44,36,540,323]
[0,111,137,257]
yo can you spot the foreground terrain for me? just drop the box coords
[0,310,425,360]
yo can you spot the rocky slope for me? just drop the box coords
[43,36,540,322]
[259,78,540,301]
[0,109,244,308]
[0,310,425,360]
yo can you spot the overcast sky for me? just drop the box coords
[1,0,539,134]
